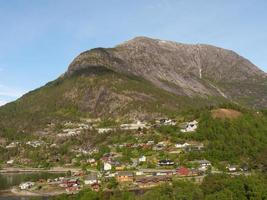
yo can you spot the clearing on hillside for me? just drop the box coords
[211,108,242,119]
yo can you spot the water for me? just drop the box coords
[0,196,51,200]
[0,172,65,199]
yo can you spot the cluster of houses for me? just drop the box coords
[19,182,35,190]
[5,140,46,149]
[5,141,20,149]
[48,117,198,137]
[26,140,45,148]
[57,122,92,137]
[180,120,198,133]
[17,157,248,194]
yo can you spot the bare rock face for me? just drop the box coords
[68,36,267,105]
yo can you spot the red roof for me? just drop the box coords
[177,167,190,176]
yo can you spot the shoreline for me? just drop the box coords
[10,187,66,197]
[0,167,81,174]
[0,187,66,197]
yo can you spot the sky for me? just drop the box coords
[0,0,267,106]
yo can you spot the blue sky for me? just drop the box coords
[0,0,267,105]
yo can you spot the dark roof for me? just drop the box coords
[135,175,172,183]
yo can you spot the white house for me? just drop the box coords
[120,121,148,130]
[6,142,19,149]
[195,160,211,171]
[84,173,98,185]
[104,162,112,171]
[87,158,96,164]
[97,128,114,134]
[175,143,189,148]
[139,156,146,162]
[181,120,198,133]
[19,182,34,190]
[6,160,14,165]
[227,165,237,172]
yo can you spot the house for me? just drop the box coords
[153,141,168,151]
[104,162,112,171]
[6,142,19,149]
[135,171,144,176]
[195,159,211,171]
[26,140,44,148]
[6,160,14,165]
[175,143,189,148]
[158,159,174,166]
[91,183,101,191]
[60,178,79,188]
[185,142,204,152]
[157,118,176,126]
[120,121,148,130]
[146,140,154,145]
[66,186,80,194]
[227,165,238,172]
[84,173,98,185]
[139,156,146,162]
[19,182,35,190]
[156,170,174,176]
[115,164,126,171]
[197,159,211,167]
[116,171,134,182]
[87,158,96,165]
[177,167,190,176]
[135,175,172,188]
[96,128,114,134]
[181,120,198,133]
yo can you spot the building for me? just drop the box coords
[177,167,190,176]
[139,155,146,162]
[97,128,115,134]
[158,159,174,166]
[104,162,112,171]
[116,171,134,182]
[157,118,176,126]
[6,142,19,149]
[87,158,96,165]
[120,121,149,130]
[227,165,238,172]
[19,182,35,190]
[185,142,204,152]
[6,160,14,165]
[84,173,98,185]
[135,175,172,188]
[181,120,198,133]
[175,143,189,148]
[195,159,211,171]
[91,183,101,191]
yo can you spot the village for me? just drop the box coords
[0,118,250,195]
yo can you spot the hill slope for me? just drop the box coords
[0,36,266,132]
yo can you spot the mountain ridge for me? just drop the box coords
[67,36,267,106]
[0,36,266,132]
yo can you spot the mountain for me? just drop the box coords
[0,36,266,131]
[68,36,266,105]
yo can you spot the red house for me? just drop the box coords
[176,167,190,176]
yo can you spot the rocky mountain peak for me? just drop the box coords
[67,36,266,104]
